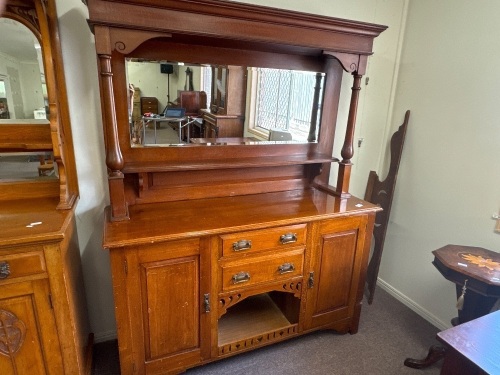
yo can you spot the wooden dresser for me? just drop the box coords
[141,96,159,115]
[0,1,90,374]
[87,0,386,373]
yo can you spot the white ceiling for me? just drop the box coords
[0,18,39,62]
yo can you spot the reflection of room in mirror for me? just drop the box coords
[0,18,47,120]
[126,59,325,146]
[0,152,58,180]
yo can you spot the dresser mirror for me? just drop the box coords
[126,59,325,146]
[0,18,48,121]
[0,151,57,180]
[0,2,77,206]
[0,16,56,182]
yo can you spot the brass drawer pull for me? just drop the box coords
[233,240,252,252]
[279,233,297,244]
[231,271,251,284]
[278,263,295,274]
[0,262,10,279]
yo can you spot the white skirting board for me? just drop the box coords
[377,278,449,331]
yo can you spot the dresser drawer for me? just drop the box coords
[220,224,306,258]
[0,250,47,282]
[220,248,303,291]
[141,105,158,114]
[141,97,158,114]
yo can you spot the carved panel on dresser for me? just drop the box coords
[0,309,26,356]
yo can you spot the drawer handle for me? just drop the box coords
[278,263,295,274]
[231,272,251,284]
[280,233,297,244]
[233,240,252,252]
[0,262,10,279]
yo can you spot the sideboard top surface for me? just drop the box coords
[0,197,73,247]
[103,188,380,248]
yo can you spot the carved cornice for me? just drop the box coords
[5,1,41,34]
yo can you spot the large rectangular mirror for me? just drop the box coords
[126,59,325,146]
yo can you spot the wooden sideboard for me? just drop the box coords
[87,0,386,373]
[0,199,90,374]
[0,1,90,373]
[104,190,378,374]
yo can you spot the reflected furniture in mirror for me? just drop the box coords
[88,0,386,373]
[0,1,91,374]
[203,65,246,138]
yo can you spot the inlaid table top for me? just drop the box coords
[433,245,500,286]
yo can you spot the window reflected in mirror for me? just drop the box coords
[0,18,47,121]
[126,59,324,146]
[0,152,57,180]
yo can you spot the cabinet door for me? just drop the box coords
[303,215,370,333]
[111,238,210,375]
[0,280,63,375]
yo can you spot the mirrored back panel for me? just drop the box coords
[125,58,325,147]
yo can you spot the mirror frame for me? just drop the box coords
[88,0,386,219]
[0,0,78,207]
[108,37,331,163]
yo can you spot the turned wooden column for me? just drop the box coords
[336,73,362,197]
[98,54,128,220]
[308,73,323,142]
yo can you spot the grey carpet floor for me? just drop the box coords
[92,287,442,374]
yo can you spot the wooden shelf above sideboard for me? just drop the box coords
[122,153,339,173]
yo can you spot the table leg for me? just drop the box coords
[404,288,498,370]
[404,345,446,369]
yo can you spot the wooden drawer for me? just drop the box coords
[141,97,158,114]
[220,248,303,291]
[0,250,47,282]
[220,224,306,258]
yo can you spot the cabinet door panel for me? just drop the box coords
[304,216,368,331]
[315,231,357,313]
[112,239,209,375]
[0,280,62,375]
[142,256,199,359]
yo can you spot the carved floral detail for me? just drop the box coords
[461,253,500,272]
[0,309,27,357]
[5,5,40,33]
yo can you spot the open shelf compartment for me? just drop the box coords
[218,292,300,356]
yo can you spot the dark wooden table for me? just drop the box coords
[404,244,500,369]
[437,309,500,375]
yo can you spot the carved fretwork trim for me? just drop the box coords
[218,280,302,318]
[0,309,27,357]
[219,324,298,356]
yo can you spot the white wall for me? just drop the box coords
[127,61,202,112]
[55,0,117,341]
[379,0,500,329]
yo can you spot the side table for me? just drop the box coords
[404,244,500,369]
[437,309,500,375]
